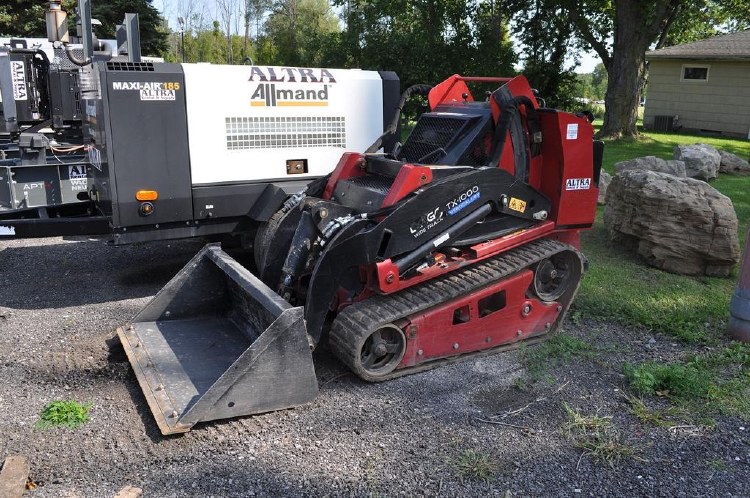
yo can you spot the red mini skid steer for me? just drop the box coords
[118,75,602,434]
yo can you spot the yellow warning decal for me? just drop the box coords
[509,197,527,213]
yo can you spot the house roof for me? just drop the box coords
[646,29,750,60]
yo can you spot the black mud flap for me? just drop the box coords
[118,244,318,435]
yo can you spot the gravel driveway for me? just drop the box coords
[0,236,748,497]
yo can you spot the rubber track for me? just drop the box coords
[328,238,582,382]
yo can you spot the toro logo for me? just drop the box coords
[446,186,480,215]
[565,178,591,191]
[249,66,336,107]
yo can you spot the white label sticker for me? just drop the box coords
[566,123,578,140]
[565,178,591,190]
[0,225,16,236]
[10,61,27,100]
[433,232,450,247]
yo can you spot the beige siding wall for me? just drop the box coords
[643,59,750,137]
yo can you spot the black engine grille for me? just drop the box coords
[398,116,467,163]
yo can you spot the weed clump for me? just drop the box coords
[37,400,92,429]
[452,449,497,483]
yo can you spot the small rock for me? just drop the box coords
[673,144,721,181]
[719,150,750,175]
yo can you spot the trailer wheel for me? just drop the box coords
[532,251,579,302]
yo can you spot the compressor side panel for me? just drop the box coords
[182,64,386,185]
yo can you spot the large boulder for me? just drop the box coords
[604,170,739,277]
[673,144,721,181]
[719,150,750,175]
[598,171,612,205]
[614,156,686,177]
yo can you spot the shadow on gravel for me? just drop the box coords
[0,238,206,309]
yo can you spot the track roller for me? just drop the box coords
[531,251,581,302]
[330,321,407,381]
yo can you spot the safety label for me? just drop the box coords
[0,226,15,236]
[566,123,578,140]
[508,197,527,213]
[68,165,87,191]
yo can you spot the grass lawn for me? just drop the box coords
[575,128,750,420]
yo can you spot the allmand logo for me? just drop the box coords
[248,66,336,107]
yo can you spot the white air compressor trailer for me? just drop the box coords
[1,62,399,242]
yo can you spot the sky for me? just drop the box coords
[576,51,602,73]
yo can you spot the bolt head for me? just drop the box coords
[453,343,459,350]
[417,349,423,356]
[385,272,395,283]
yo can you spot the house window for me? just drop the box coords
[681,65,709,82]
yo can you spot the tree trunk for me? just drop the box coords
[597,2,651,138]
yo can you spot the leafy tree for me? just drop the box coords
[264,0,340,66]
[334,0,515,90]
[565,0,750,138]
[512,0,579,109]
[0,0,168,57]
[0,1,79,36]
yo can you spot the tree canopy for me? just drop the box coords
[3,0,749,135]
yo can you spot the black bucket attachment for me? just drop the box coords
[118,244,318,435]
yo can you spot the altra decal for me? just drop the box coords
[10,61,27,100]
[565,178,591,190]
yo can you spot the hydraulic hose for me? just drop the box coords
[365,83,433,153]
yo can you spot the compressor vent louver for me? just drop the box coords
[106,61,155,71]
[225,116,347,150]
